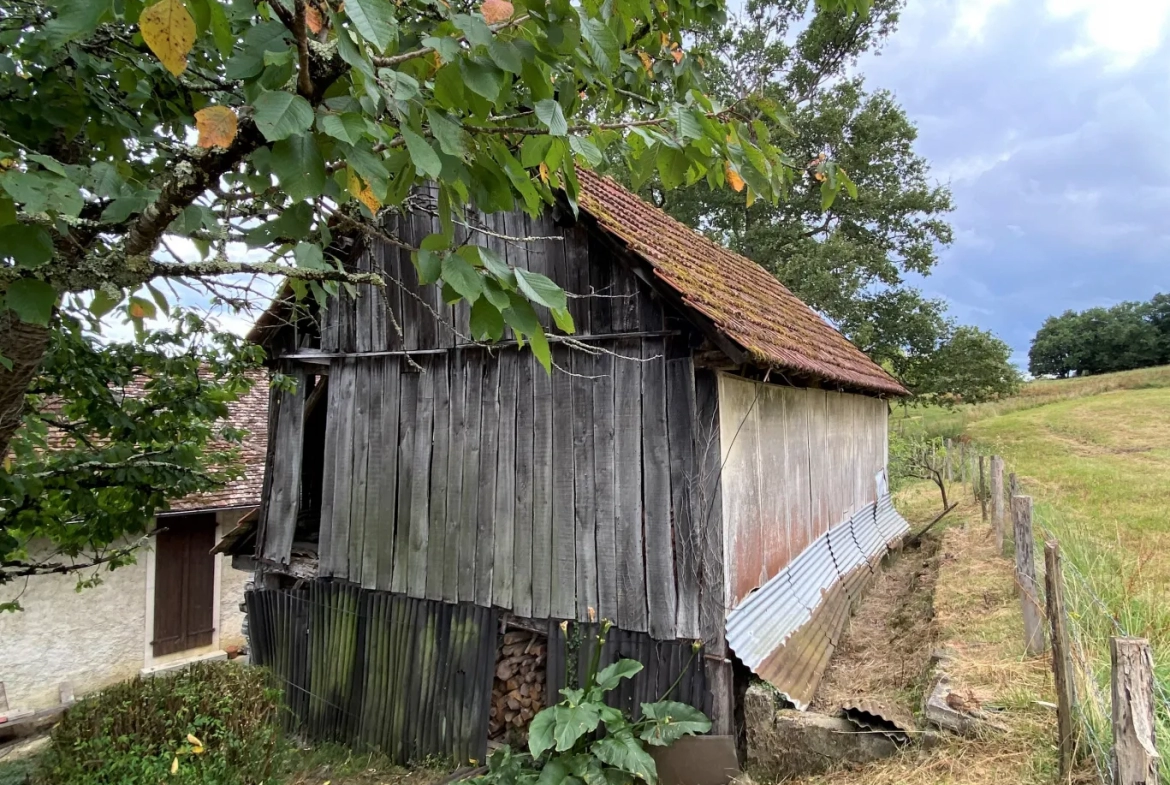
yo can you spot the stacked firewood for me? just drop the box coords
[489,630,546,740]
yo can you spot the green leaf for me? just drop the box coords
[580,18,619,72]
[592,734,657,784]
[427,110,466,158]
[7,278,57,325]
[433,63,465,107]
[820,178,836,211]
[294,242,326,269]
[346,0,396,51]
[515,268,568,311]
[384,70,421,102]
[673,107,705,141]
[470,297,505,341]
[521,136,555,168]
[535,99,569,137]
[423,35,463,64]
[452,13,493,48]
[0,197,15,226]
[207,0,233,57]
[414,250,443,285]
[128,295,157,320]
[569,136,602,167]
[529,708,557,758]
[478,245,513,283]
[460,58,505,102]
[0,224,53,269]
[333,15,375,77]
[401,127,442,179]
[89,288,122,319]
[551,702,600,751]
[637,702,711,746]
[551,307,575,333]
[252,91,315,141]
[319,113,368,145]
[488,39,523,74]
[43,0,110,47]
[441,253,484,303]
[537,759,570,785]
[101,195,152,224]
[593,659,643,692]
[271,133,326,202]
[145,282,170,315]
[1,170,83,217]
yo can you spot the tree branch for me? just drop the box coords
[370,14,531,67]
[1,534,154,580]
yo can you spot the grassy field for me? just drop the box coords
[958,372,1170,780]
[893,364,1170,439]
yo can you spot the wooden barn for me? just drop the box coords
[237,168,911,763]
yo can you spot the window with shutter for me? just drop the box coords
[152,513,217,657]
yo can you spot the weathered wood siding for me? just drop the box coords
[269,211,710,640]
[716,373,888,607]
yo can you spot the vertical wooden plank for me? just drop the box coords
[513,352,535,618]
[426,357,451,601]
[412,201,439,350]
[614,342,647,632]
[378,215,405,352]
[666,353,700,639]
[550,348,577,620]
[408,361,435,598]
[563,223,591,334]
[1111,637,1159,785]
[328,360,357,580]
[458,352,484,603]
[694,369,731,735]
[588,226,614,335]
[348,362,371,588]
[443,350,466,604]
[397,214,421,352]
[392,366,418,594]
[360,360,384,589]
[493,350,519,609]
[991,455,1005,554]
[531,354,554,619]
[593,351,618,623]
[475,357,501,607]
[1012,495,1047,656]
[1044,541,1078,781]
[572,349,598,620]
[262,365,305,564]
[376,358,401,591]
[642,338,676,640]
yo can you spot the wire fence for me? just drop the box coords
[904,438,1168,784]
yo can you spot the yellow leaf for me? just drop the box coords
[305,3,324,34]
[724,161,744,193]
[139,0,196,76]
[659,31,669,47]
[637,51,653,76]
[347,168,382,214]
[746,188,755,208]
[186,734,202,747]
[538,161,549,183]
[191,745,204,755]
[814,171,826,182]
[480,0,513,24]
[129,302,147,319]
[671,47,684,64]
[170,757,179,775]
[3,455,12,472]
[194,106,237,149]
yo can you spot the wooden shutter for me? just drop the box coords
[152,513,217,657]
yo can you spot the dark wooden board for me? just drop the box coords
[475,356,501,607]
[443,349,466,603]
[550,346,577,620]
[408,359,435,598]
[426,356,451,601]
[530,349,554,619]
[492,350,518,608]
[391,366,419,593]
[458,351,484,603]
[666,354,700,637]
[360,360,385,589]
[375,357,401,591]
[592,351,618,622]
[642,338,676,640]
[348,360,371,587]
[262,365,305,564]
[572,349,598,620]
[328,359,357,579]
[512,351,535,618]
[614,340,647,632]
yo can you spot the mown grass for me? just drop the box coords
[966,382,1170,781]
[893,364,1170,440]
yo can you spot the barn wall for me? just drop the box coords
[262,212,712,641]
[716,374,888,607]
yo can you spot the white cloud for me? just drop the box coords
[1046,0,1170,67]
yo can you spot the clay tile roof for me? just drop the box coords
[169,373,268,513]
[575,168,908,396]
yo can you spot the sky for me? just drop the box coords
[855,0,1170,367]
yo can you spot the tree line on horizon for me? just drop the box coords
[1028,294,1170,378]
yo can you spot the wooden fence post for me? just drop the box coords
[991,456,1005,553]
[944,438,953,482]
[1012,495,1046,655]
[1009,471,1018,499]
[1111,637,1159,785]
[1045,540,1078,780]
[960,442,968,485]
[979,455,988,520]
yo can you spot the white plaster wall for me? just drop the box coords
[217,508,251,650]
[0,556,147,711]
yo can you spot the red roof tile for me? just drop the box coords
[575,168,908,396]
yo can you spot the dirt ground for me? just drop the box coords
[779,483,1066,785]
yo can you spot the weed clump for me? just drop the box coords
[36,662,283,785]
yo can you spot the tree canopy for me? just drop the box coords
[0,0,870,593]
[1028,294,1170,378]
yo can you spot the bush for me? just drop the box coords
[36,662,283,785]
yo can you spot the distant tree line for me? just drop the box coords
[1029,294,1170,377]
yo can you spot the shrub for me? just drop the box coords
[35,662,283,785]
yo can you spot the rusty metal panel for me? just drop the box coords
[725,492,903,710]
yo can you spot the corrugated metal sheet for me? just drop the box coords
[246,583,496,764]
[725,492,910,709]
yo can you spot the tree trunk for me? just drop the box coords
[0,313,50,460]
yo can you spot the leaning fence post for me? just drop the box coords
[991,456,1005,553]
[1111,637,1159,785]
[1012,496,1046,655]
[979,455,989,520]
[1045,540,1078,780]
